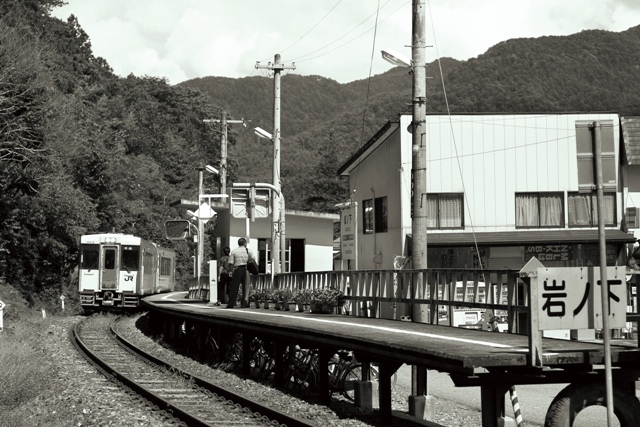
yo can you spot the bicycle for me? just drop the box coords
[328,350,379,401]
[283,347,319,396]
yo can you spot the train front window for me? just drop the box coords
[121,246,140,272]
[81,244,99,270]
[104,248,116,270]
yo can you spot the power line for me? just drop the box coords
[284,0,408,64]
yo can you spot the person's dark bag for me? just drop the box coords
[246,248,259,275]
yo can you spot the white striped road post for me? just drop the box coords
[509,386,523,427]
[0,300,5,331]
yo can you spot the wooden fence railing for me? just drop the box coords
[251,269,528,333]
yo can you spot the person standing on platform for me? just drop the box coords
[215,246,232,306]
[227,238,254,308]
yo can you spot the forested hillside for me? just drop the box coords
[1,0,640,307]
[181,26,640,210]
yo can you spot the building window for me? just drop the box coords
[363,196,388,234]
[427,193,464,229]
[568,192,616,227]
[515,192,564,228]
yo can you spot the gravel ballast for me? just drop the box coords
[9,313,486,427]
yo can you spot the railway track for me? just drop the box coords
[71,315,315,427]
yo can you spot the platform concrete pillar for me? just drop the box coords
[408,366,435,421]
[354,381,374,409]
[481,384,516,427]
[408,395,436,421]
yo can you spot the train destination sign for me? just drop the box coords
[536,266,626,330]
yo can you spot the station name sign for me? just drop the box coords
[536,266,626,330]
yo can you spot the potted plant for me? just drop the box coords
[249,287,260,308]
[272,288,293,311]
[262,288,273,309]
[250,288,271,309]
[310,288,344,314]
[292,288,313,312]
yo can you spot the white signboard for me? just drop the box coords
[191,203,216,224]
[340,205,356,260]
[537,266,626,330]
[208,260,218,305]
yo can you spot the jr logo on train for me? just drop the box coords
[78,233,176,312]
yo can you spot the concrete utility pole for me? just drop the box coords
[256,54,295,274]
[204,111,247,195]
[412,0,428,273]
[409,0,432,421]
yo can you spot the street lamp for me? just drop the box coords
[205,165,219,175]
[381,48,412,68]
[254,125,283,275]
[254,127,273,140]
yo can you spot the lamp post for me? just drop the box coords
[254,126,282,275]
[194,165,220,298]
[256,54,295,274]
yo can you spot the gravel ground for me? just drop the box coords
[11,313,486,427]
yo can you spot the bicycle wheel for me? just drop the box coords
[284,366,317,396]
[327,361,343,391]
[224,333,243,362]
[342,364,362,401]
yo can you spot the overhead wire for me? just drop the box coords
[426,0,486,269]
[284,0,407,64]
[276,0,344,56]
[349,0,383,198]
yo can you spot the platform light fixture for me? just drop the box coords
[381,48,412,68]
[205,165,219,175]
[254,127,273,140]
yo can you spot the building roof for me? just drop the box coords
[420,229,636,247]
[337,121,399,176]
[621,116,640,165]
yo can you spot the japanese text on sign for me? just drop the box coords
[340,205,356,260]
[526,245,570,262]
[536,266,626,330]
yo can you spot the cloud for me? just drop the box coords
[52,0,640,85]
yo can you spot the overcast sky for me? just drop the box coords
[51,0,640,85]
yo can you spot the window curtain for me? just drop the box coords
[592,193,615,225]
[568,194,592,226]
[516,194,539,227]
[426,195,438,228]
[363,199,373,233]
[440,195,462,227]
[539,194,563,226]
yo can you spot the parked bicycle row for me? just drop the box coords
[172,323,383,402]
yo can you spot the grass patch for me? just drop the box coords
[0,314,69,427]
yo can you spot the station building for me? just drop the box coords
[337,113,640,271]
[201,201,338,274]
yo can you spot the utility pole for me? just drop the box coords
[412,1,427,273]
[256,54,295,274]
[409,0,432,422]
[204,111,247,195]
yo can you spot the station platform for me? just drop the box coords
[143,291,640,426]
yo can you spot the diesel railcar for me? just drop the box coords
[78,233,176,311]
